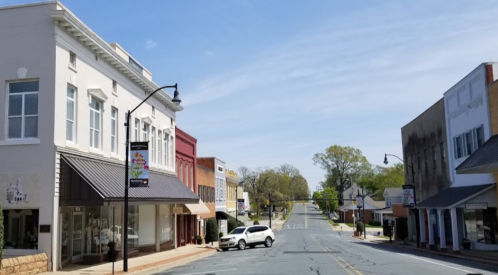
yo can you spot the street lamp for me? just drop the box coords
[235,176,254,224]
[123,84,180,272]
[384,153,420,248]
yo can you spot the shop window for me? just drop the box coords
[128,205,139,250]
[160,205,172,242]
[3,209,39,249]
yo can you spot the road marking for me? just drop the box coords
[176,268,237,275]
[312,235,361,275]
[334,236,341,238]
[397,253,474,273]
[305,203,308,228]
[338,256,363,275]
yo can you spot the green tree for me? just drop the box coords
[359,164,404,199]
[205,218,218,245]
[313,145,371,204]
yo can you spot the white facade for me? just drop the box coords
[0,2,183,270]
[444,63,498,187]
[214,158,227,213]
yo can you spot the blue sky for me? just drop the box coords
[5,0,498,191]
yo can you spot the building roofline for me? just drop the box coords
[175,127,198,143]
[0,1,56,11]
[197,157,225,163]
[197,164,214,172]
[443,63,496,97]
[401,98,444,130]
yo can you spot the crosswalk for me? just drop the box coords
[283,224,306,229]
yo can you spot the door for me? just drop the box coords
[72,213,84,262]
[246,227,259,244]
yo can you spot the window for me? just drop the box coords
[169,136,174,168]
[185,162,189,187]
[134,119,139,141]
[66,85,76,142]
[89,97,102,149]
[111,107,118,153]
[432,145,436,168]
[3,209,39,249]
[440,142,446,163]
[157,130,162,165]
[151,127,155,164]
[465,131,474,156]
[152,106,155,118]
[164,133,170,168]
[455,135,463,159]
[129,57,143,73]
[475,126,484,149]
[112,80,117,94]
[8,81,39,139]
[142,123,149,142]
[70,51,76,68]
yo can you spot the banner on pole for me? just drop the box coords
[130,142,149,187]
[356,196,363,208]
[402,185,415,207]
[237,199,245,212]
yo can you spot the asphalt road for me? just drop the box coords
[155,203,498,275]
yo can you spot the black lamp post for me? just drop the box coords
[123,84,181,272]
[384,153,420,248]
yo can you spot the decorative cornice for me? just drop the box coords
[50,9,183,112]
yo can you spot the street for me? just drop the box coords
[155,203,498,275]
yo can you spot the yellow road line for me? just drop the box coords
[315,239,359,275]
[338,256,364,275]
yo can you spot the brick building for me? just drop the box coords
[196,164,215,242]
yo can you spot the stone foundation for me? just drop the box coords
[0,253,48,275]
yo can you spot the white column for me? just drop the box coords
[174,204,178,249]
[450,207,459,252]
[380,213,383,226]
[419,208,426,246]
[437,209,446,251]
[155,205,160,252]
[426,209,435,248]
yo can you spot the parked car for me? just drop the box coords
[219,225,275,251]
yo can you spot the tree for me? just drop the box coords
[205,218,218,245]
[313,145,371,204]
[359,164,404,199]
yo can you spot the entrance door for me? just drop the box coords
[72,213,84,262]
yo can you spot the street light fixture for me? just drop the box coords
[384,153,420,248]
[123,84,180,272]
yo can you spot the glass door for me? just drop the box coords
[72,213,83,262]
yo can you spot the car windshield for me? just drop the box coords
[229,228,246,235]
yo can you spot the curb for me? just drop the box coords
[371,240,498,267]
[103,248,217,275]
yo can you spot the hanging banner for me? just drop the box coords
[403,185,415,207]
[237,199,245,212]
[130,142,149,187]
[356,196,363,208]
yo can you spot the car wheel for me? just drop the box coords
[238,240,246,250]
[222,248,229,251]
[264,237,273,248]
[249,245,255,249]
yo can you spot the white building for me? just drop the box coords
[0,2,198,270]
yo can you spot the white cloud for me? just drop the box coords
[146,40,157,49]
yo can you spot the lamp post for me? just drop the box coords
[235,176,254,225]
[384,153,420,248]
[123,84,181,272]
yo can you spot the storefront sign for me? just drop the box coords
[130,142,149,187]
[0,174,40,208]
[173,207,183,214]
[465,203,488,210]
[402,185,415,207]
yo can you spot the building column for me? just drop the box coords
[419,208,426,247]
[155,205,160,252]
[174,204,178,249]
[437,209,446,251]
[380,213,383,226]
[426,209,435,250]
[450,207,459,252]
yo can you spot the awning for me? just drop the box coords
[185,200,210,215]
[216,211,229,220]
[60,153,199,206]
[416,184,494,208]
[456,134,498,174]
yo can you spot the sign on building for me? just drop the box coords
[465,203,488,210]
[130,142,149,187]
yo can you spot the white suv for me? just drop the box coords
[219,225,275,251]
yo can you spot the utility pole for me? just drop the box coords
[269,193,272,228]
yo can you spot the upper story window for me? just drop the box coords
[465,131,474,156]
[69,51,76,68]
[112,80,117,95]
[8,81,39,139]
[475,125,484,149]
[129,57,143,73]
[152,106,155,118]
[134,119,139,141]
[218,165,224,172]
[164,133,169,168]
[142,123,149,142]
[169,136,174,169]
[66,85,77,142]
[111,107,118,154]
[89,97,102,149]
[454,135,463,159]
[157,130,162,165]
[151,126,155,164]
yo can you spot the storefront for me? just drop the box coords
[58,153,199,268]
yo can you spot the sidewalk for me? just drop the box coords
[42,244,217,275]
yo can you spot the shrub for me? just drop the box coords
[356,222,364,234]
[205,218,218,244]
[253,220,260,225]
[228,217,238,233]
